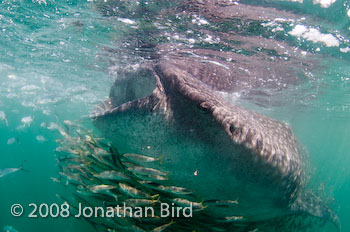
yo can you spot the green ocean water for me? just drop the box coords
[0,0,349,231]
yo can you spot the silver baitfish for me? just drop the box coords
[0,162,27,178]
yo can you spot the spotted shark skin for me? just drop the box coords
[90,0,340,231]
[91,56,339,231]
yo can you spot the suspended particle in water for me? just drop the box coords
[36,135,47,143]
[7,137,18,145]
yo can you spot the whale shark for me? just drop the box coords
[60,0,341,231]
[90,48,339,231]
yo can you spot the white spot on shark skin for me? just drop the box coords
[198,18,209,25]
[261,20,287,33]
[188,38,196,44]
[289,25,339,47]
[191,14,209,26]
[36,135,47,143]
[203,34,215,44]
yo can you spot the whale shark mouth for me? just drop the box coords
[90,67,158,118]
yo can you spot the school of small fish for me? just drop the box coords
[54,121,252,232]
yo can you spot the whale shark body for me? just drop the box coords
[90,50,339,231]
[57,0,341,231]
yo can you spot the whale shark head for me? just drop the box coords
[90,51,339,230]
[92,54,303,209]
